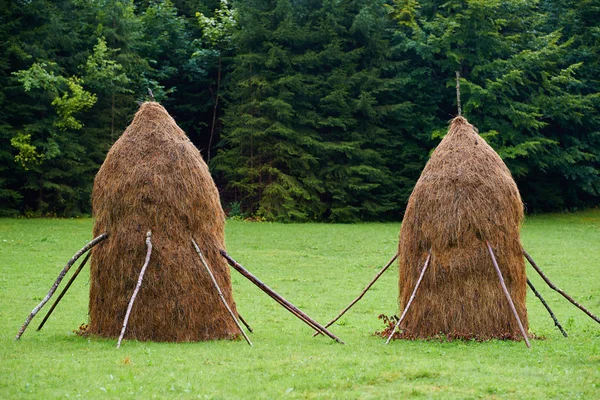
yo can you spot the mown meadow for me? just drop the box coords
[1,211,599,398]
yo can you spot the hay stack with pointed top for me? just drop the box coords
[88,102,239,342]
[398,116,528,340]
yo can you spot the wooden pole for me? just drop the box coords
[192,239,252,346]
[15,233,108,340]
[456,71,462,116]
[37,252,92,331]
[527,278,568,337]
[524,249,600,325]
[224,255,327,338]
[238,313,253,333]
[314,252,399,337]
[386,250,431,344]
[117,231,152,349]
[220,250,345,344]
[486,242,531,348]
[220,252,324,336]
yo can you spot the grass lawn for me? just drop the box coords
[1,210,599,399]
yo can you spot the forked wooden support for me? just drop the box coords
[37,252,92,331]
[527,278,568,337]
[386,249,431,344]
[192,239,252,346]
[486,241,531,348]
[117,231,152,349]
[15,233,108,340]
[314,252,399,337]
[220,250,345,344]
[524,249,600,325]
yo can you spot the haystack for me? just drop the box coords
[88,102,239,342]
[398,116,527,340]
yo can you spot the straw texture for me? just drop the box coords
[88,102,238,342]
[398,116,528,340]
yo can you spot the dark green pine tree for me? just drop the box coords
[0,0,25,214]
[216,0,408,221]
[313,0,422,221]
[400,0,599,211]
[534,0,600,210]
[214,0,324,221]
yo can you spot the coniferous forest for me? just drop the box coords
[1,0,599,221]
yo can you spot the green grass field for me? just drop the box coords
[1,211,599,399]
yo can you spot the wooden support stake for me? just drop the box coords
[37,252,92,331]
[314,252,399,337]
[117,231,152,349]
[192,239,252,346]
[386,250,431,344]
[238,313,253,333]
[456,71,462,116]
[487,242,531,348]
[15,233,108,340]
[524,249,600,325]
[527,278,568,337]
[223,254,324,337]
[220,250,345,344]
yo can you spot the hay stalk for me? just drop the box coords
[487,242,530,348]
[192,239,252,346]
[386,250,431,344]
[527,278,568,337]
[15,233,108,340]
[314,252,399,337]
[37,252,92,331]
[524,249,600,325]
[117,231,152,349]
[220,250,345,344]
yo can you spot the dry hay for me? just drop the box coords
[88,102,239,342]
[398,116,528,340]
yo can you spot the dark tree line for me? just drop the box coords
[0,0,598,220]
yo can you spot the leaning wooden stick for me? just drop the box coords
[224,257,324,336]
[220,250,345,344]
[524,249,600,325]
[527,278,568,337]
[37,252,92,331]
[219,251,327,336]
[192,239,252,346]
[117,231,152,349]
[314,252,399,337]
[487,242,531,348]
[238,313,253,333]
[257,280,327,335]
[386,250,431,344]
[15,233,108,340]
[221,250,344,343]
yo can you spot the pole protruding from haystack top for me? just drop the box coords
[386,250,431,344]
[117,231,153,349]
[192,239,252,346]
[524,249,600,325]
[220,250,345,344]
[456,71,462,117]
[37,252,92,331]
[527,278,568,337]
[487,242,530,348]
[314,252,399,337]
[15,233,108,340]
